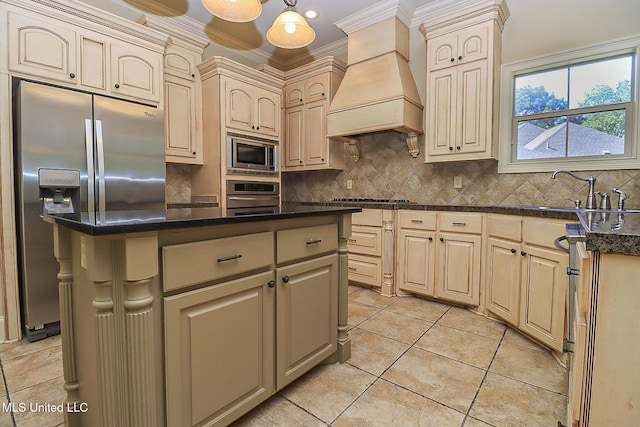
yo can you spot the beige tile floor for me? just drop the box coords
[0,285,568,427]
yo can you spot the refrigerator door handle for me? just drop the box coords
[85,119,95,215]
[95,119,106,213]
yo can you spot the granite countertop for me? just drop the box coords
[289,201,640,256]
[45,206,361,236]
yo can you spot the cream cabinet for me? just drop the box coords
[397,210,483,306]
[282,58,346,171]
[139,16,210,164]
[485,215,568,352]
[347,209,385,289]
[420,1,509,162]
[6,7,163,104]
[224,76,280,138]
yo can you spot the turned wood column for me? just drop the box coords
[122,235,159,427]
[53,225,80,427]
[381,209,396,296]
[336,213,352,362]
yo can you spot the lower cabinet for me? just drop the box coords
[164,226,339,426]
[485,215,568,352]
[276,254,338,389]
[397,210,482,306]
[164,271,275,427]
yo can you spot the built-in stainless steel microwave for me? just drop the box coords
[227,133,278,173]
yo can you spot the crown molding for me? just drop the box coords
[334,0,416,35]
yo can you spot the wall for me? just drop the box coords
[282,0,640,208]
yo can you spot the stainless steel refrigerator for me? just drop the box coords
[13,80,165,341]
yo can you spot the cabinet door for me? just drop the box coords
[397,229,437,297]
[456,60,488,154]
[284,105,304,168]
[427,33,458,71]
[165,74,201,163]
[8,11,78,84]
[110,41,161,103]
[305,100,328,166]
[284,81,304,108]
[164,45,198,81]
[456,24,489,64]
[305,74,328,103]
[79,34,108,91]
[486,238,521,326]
[436,232,481,305]
[254,88,280,137]
[519,245,566,352]
[427,67,456,156]
[164,271,275,427]
[225,78,254,132]
[276,254,338,389]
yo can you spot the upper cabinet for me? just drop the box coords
[282,58,346,171]
[420,0,509,162]
[3,1,167,105]
[139,16,210,165]
[224,77,281,138]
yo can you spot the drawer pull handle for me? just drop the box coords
[411,219,423,223]
[306,238,322,245]
[217,254,242,262]
[348,238,357,243]
[348,266,357,271]
[452,222,466,226]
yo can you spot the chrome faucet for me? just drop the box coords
[551,170,598,209]
[613,188,627,210]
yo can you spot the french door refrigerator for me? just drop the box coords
[13,80,165,341]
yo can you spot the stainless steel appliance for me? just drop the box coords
[226,180,279,215]
[227,133,278,175]
[14,80,165,341]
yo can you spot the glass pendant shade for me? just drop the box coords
[201,0,262,23]
[267,8,316,49]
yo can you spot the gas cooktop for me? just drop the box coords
[331,198,412,204]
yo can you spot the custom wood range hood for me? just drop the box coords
[326,3,424,158]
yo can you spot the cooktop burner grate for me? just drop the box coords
[332,198,412,203]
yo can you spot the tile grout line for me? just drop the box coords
[0,353,18,427]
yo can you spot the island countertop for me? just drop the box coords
[45,206,361,236]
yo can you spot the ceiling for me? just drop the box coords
[108,0,443,66]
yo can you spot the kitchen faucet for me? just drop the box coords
[551,170,598,209]
[613,188,627,210]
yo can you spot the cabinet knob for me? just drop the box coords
[321,158,325,161]
[321,93,325,96]
[458,55,463,60]
[456,146,461,150]
[450,58,455,62]
[439,237,444,242]
[114,83,120,89]
[299,160,303,164]
[69,73,76,79]
[267,280,276,288]
[511,248,517,254]
[192,73,195,78]
[252,125,255,129]
[300,98,303,102]
[192,151,196,155]
[449,147,454,151]
[521,251,527,256]
[428,237,433,241]
[282,275,290,283]
[256,126,260,130]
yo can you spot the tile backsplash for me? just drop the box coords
[166,131,640,209]
[280,132,640,209]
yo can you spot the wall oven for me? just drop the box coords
[227,132,278,175]
[226,180,280,216]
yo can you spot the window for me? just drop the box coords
[498,36,640,173]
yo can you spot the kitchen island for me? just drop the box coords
[45,206,359,427]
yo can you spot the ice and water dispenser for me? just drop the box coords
[38,168,80,215]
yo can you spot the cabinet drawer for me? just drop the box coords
[522,219,567,249]
[162,232,274,292]
[398,210,437,230]
[348,254,382,287]
[439,213,483,234]
[348,225,382,256]
[277,224,338,264]
[352,209,383,227]
[487,214,522,241]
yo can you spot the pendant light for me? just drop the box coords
[267,0,316,49]
[201,0,262,23]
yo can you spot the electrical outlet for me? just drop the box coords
[346,179,353,190]
[453,176,463,189]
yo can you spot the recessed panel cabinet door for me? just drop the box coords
[225,78,253,131]
[486,238,521,326]
[457,61,487,154]
[165,75,198,162]
[255,89,280,137]
[284,106,304,167]
[164,271,275,427]
[427,69,456,155]
[436,232,481,305]
[305,100,327,165]
[397,229,437,297]
[276,254,338,389]
[519,246,566,352]
[8,11,78,83]
[110,41,161,103]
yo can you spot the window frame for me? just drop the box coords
[498,35,640,173]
